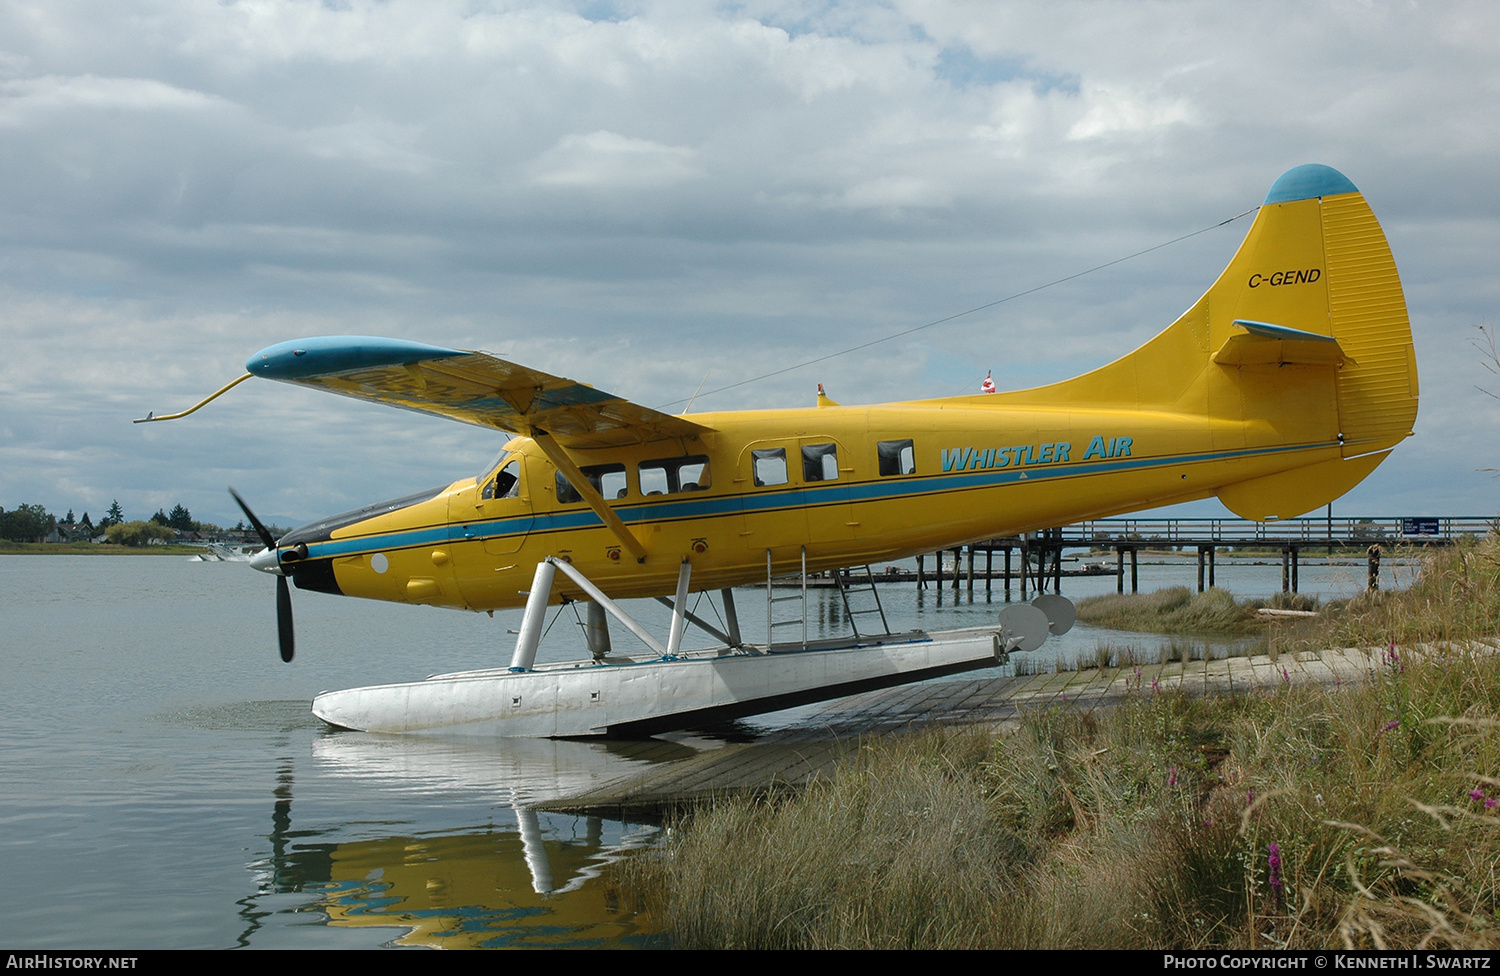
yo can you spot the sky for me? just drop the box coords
[1,0,1497,530]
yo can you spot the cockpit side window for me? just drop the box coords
[556,463,629,504]
[483,459,522,500]
[638,455,711,496]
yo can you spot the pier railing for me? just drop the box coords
[916,516,1493,598]
[1038,516,1495,547]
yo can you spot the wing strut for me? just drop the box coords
[531,430,649,564]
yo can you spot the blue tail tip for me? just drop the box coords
[1264,164,1359,205]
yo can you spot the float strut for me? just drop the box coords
[510,559,558,671]
[547,558,668,656]
[585,602,611,661]
[721,588,743,646]
[665,558,692,659]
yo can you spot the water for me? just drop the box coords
[0,552,1413,948]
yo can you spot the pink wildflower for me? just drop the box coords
[1470,788,1487,803]
[1168,767,1178,786]
[1268,843,1285,912]
[1382,720,1399,732]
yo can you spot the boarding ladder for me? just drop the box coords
[765,549,895,650]
[766,547,810,650]
[832,564,891,640]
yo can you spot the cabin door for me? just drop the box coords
[459,454,534,555]
[451,453,535,608]
[739,436,856,570]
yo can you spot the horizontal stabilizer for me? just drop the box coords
[1212,319,1348,367]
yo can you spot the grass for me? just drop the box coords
[1074,586,1323,637]
[0,541,209,555]
[627,539,1500,949]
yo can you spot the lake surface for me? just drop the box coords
[0,552,1416,948]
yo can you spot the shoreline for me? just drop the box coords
[0,543,224,556]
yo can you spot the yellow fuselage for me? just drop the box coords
[309,396,1336,612]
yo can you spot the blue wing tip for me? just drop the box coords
[247,336,466,380]
[1264,164,1359,205]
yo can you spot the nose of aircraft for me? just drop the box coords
[249,546,282,575]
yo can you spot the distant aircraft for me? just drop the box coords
[140,164,1416,736]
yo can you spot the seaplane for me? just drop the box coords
[140,164,1417,738]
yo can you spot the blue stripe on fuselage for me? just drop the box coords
[296,440,1334,561]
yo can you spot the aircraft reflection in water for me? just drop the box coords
[242,737,672,948]
[144,164,1417,737]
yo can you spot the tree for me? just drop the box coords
[106,521,175,547]
[79,512,93,532]
[102,500,125,529]
[168,504,193,531]
[150,509,170,527]
[0,503,56,543]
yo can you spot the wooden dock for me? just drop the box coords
[545,646,1381,820]
[922,514,1492,598]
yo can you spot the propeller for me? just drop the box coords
[230,487,295,663]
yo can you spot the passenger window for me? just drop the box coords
[752,448,787,487]
[638,455,711,496]
[639,464,668,496]
[598,466,629,499]
[802,443,839,482]
[677,458,709,491]
[877,439,916,476]
[483,460,522,500]
[555,463,628,504]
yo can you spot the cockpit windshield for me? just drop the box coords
[477,449,509,482]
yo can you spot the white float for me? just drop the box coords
[313,556,1063,738]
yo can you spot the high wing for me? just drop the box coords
[244,336,713,449]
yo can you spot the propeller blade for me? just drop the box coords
[228,488,296,662]
[276,575,295,663]
[229,486,277,550]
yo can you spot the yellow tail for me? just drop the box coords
[1033,164,1417,519]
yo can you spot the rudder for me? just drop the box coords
[1212,164,1417,517]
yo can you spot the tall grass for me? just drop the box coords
[1315,542,1500,650]
[628,540,1500,949]
[1075,586,1263,635]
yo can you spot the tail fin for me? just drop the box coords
[1034,164,1417,519]
[1213,164,1417,518]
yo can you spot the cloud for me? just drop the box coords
[527,129,701,187]
[0,0,1496,523]
[0,74,221,122]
